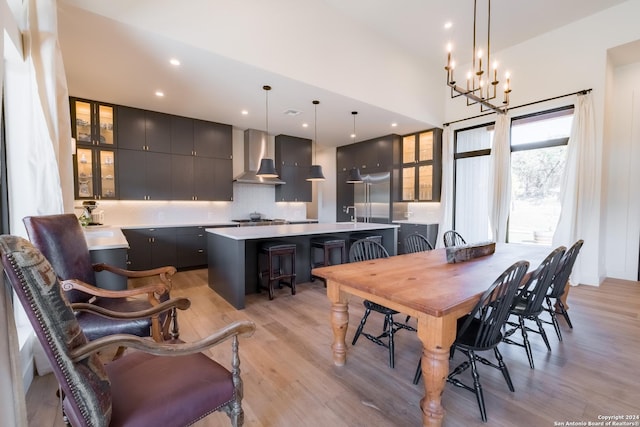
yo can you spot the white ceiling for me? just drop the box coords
[57,0,629,147]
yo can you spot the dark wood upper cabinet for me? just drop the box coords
[193,119,232,159]
[275,135,312,202]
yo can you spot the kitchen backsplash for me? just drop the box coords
[85,183,308,227]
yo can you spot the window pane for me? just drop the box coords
[509,145,566,244]
[511,112,572,146]
[455,125,493,153]
[454,155,491,242]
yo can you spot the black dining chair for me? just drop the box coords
[404,233,434,254]
[415,260,530,422]
[350,239,415,368]
[542,239,584,340]
[443,230,466,247]
[503,246,566,369]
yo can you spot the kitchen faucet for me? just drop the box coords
[345,206,357,223]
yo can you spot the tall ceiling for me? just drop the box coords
[57,0,628,146]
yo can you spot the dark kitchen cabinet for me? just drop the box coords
[276,165,311,202]
[397,223,439,254]
[117,106,171,153]
[399,128,442,202]
[171,156,233,201]
[194,119,232,159]
[175,226,209,268]
[122,227,177,271]
[336,135,398,174]
[118,149,172,200]
[170,115,194,156]
[275,134,312,202]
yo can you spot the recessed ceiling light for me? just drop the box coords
[241,110,249,115]
[155,91,165,97]
[169,58,180,66]
[302,123,308,128]
[391,122,398,127]
[444,21,453,30]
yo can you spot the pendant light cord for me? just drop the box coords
[313,100,319,163]
[263,85,271,156]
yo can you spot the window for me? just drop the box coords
[509,108,573,243]
[453,107,574,244]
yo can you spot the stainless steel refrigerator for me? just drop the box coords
[354,172,391,223]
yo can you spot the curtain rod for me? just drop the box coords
[443,88,592,127]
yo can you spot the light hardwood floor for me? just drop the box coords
[27,270,640,427]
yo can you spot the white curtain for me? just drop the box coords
[488,113,511,243]
[552,92,597,286]
[454,126,492,243]
[2,0,71,424]
[436,126,454,248]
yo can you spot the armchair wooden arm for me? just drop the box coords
[70,320,256,362]
[71,297,191,320]
[60,278,170,299]
[93,263,176,283]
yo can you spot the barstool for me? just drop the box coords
[258,241,297,300]
[310,236,346,282]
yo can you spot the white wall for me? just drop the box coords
[444,0,640,286]
[604,61,640,280]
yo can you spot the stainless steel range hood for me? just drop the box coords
[233,129,286,185]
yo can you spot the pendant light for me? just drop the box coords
[256,85,279,178]
[346,111,363,183]
[306,100,326,181]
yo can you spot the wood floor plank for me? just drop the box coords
[27,270,640,426]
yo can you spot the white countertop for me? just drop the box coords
[392,220,439,225]
[207,222,399,241]
[118,222,237,229]
[83,226,129,250]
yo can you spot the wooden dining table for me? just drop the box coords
[311,243,553,427]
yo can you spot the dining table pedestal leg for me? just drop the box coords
[327,280,349,366]
[417,315,457,427]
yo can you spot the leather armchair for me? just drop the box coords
[1,235,255,427]
[23,214,178,345]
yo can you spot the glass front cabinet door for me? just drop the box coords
[401,129,442,202]
[71,98,115,146]
[71,98,117,199]
[74,147,116,199]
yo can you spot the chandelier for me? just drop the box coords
[445,0,511,114]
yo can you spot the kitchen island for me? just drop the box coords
[207,222,399,309]
[83,226,129,290]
